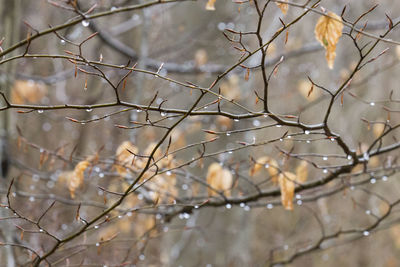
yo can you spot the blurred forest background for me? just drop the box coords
[1,0,400,266]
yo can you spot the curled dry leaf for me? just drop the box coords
[278,172,296,210]
[144,142,163,160]
[114,141,178,203]
[114,141,139,176]
[276,0,288,15]
[295,160,308,183]
[206,0,216,10]
[68,160,90,199]
[314,12,343,69]
[207,163,233,196]
[249,156,279,183]
[11,80,47,104]
[195,49,208,66]
[373,121,385,138]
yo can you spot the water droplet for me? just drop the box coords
[330,138,335,142]
[323,156,328,161]
[47,181,55,188]
[95,242,100,247]
[365,210,371,215]
[228,151,233,154]
[32,174,40,182]
[226,132,231,136]
[139,254,145,261]
[166,171,172,176]
[226,203,232,209]
[82,20,90,27]
[295,194,301,199]
[287,135,292,139]
[99,173,104,178]
[118,215,123,219]
[94,225,99,229]
[253,120,260,127]
[279,138,283,142]
[347,155,352,160]
[60,39,66,45]
[194,205,199,209]
[110,6,117,11]
[276,125,282,128]
[86,108,92,112]
[267,203,273,209]
[127,211,133,217]
[42,122,52,132]
[244,205,250,211]
[323,169,328,174]
[297,200,303,205]
[217,22,226,31]
[160,112,166,117]
[39,229,44,232]
[37,110,44,114]
[240,203,245,208]
[29,196,35,202]
[370,178,376,184]
[363,231,369,236]
[370,102,375,106]
[12,192,16,197]
[234,119,239,122]
[304,130,310,135]
[182,184,188,190]
[264,163,269,168]
[306,140,311,143]
[382,175,388,181]
[350,186,355,190]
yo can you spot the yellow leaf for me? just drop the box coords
[116,141,138,162]
[249,156,279,183]
[206,163,233,196]
[295,160,308,183]
[11,80,47,104]
[278,172,296,210]
[206,0,216,10]
[68,160,90,199]
[114,141,139,176]
[314,12,343,69]
[373,121,385,138]
[276,1,288,14]
[195,49,208,66]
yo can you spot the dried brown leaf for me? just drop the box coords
[278,172,296,210]
[315,12,343,69]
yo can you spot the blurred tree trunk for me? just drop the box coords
[0,0,21,265]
